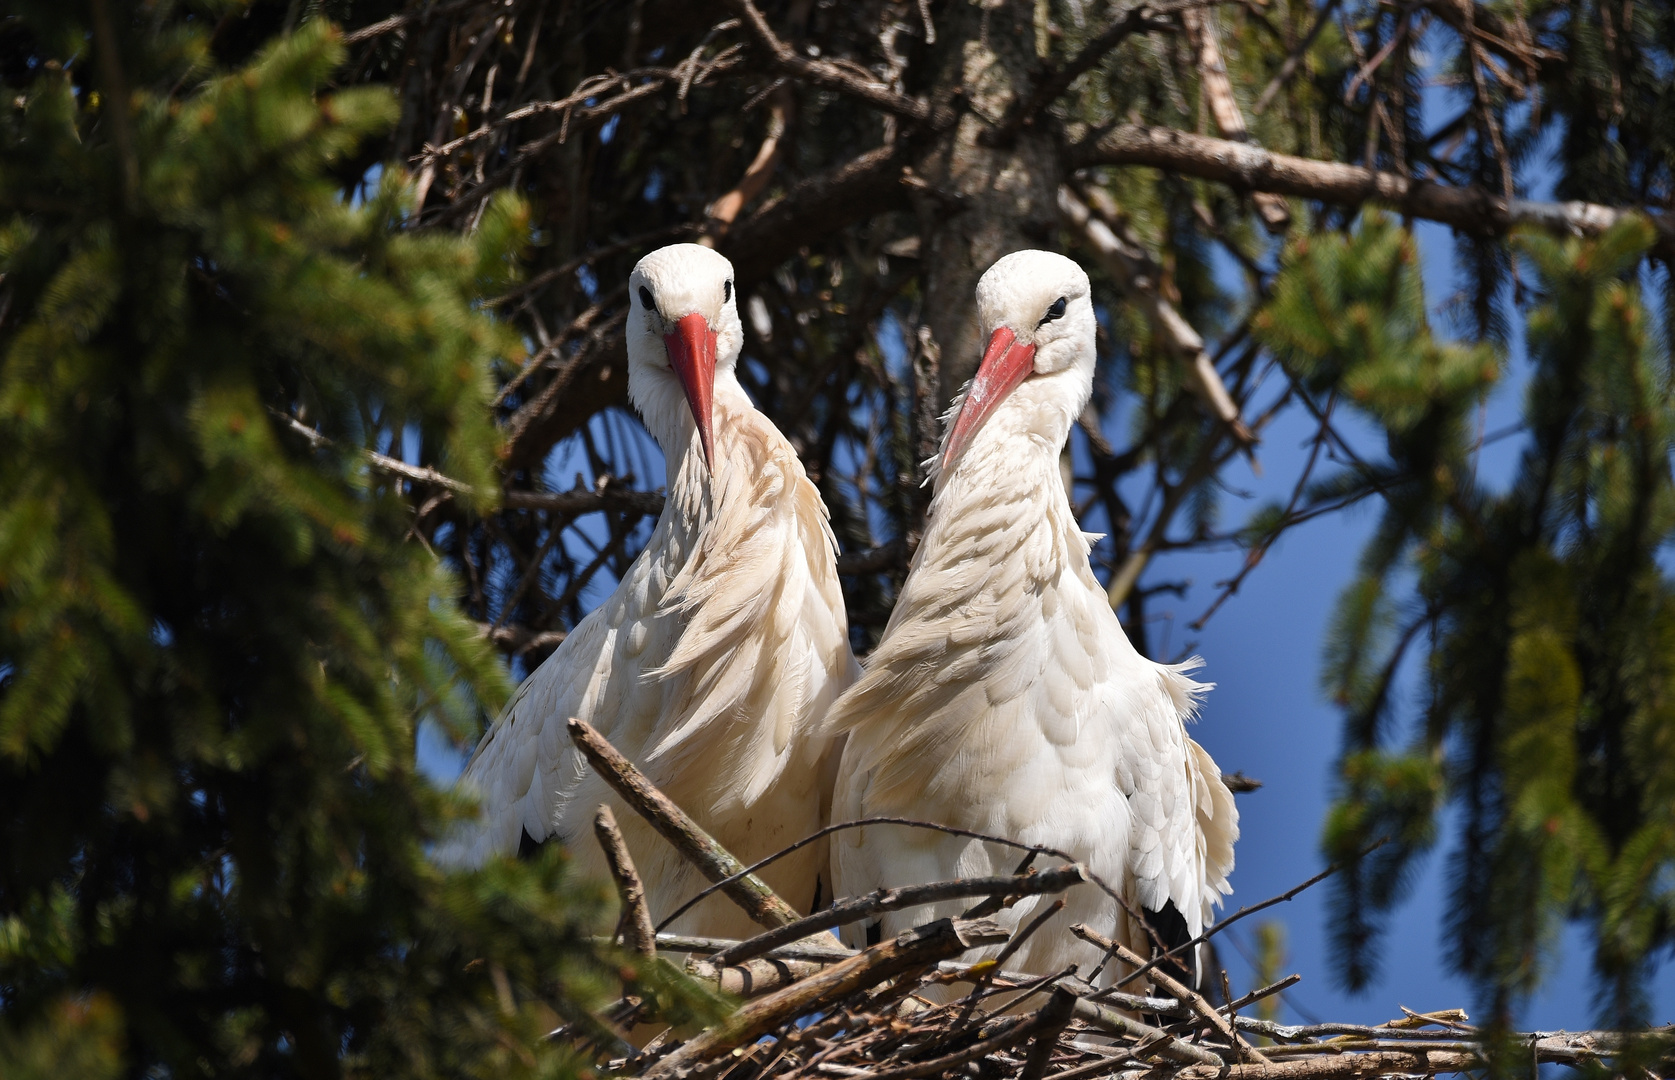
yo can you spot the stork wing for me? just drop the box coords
[431,600,623,868]
[1112,660,1238,939]
[436,412,854,872]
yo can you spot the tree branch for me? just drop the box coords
[1179,6,1290,231]
[567,718,804,931]
[640,917,1010,1080]
[702,85,792,243]
[594,804,657,957]
[718,0,939,125]
[721,144,912,283]
[707,864,1090,969]
[1073,124,1675,256]
[1252,0,1342,114]
[985,2,1176,145]
[1060,185,1256,446]
[502,487,667,518]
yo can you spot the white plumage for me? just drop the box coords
[826,250,1238,982]
[442,244,858,938]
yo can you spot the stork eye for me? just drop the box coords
[638,285,656,311]
[1039,296,1068,326]
[723,280,733,303]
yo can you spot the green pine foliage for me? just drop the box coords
[0,9,634,1076]
[1260,215,1675,1026]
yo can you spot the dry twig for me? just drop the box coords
[567,718,804,931]
[594,804,657,957]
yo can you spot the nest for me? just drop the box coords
[564,721,1669,1080]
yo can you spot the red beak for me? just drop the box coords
[664,312,718,469]
[941,326,1037,472]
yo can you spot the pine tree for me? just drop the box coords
[0,8,635,1076]
[1261,215,1675,1028]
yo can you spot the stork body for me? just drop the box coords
[445,245,856,938]
[827,251,1237,981]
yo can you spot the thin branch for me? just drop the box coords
[653,815,1125,937]
[1058,977,1227,1065]
[1190,391,1336,630]
[1088,932,1273,1064]
[835,538,915,575]
[343,0,479,44]
[621,932,856,963]
[719,0,940,125]
[866,990,1077,1080]
[1253,0,1342,114]
[1060,185,1257,447]
[1100,837,1389,999]
[567,718,804,931]
[702,84,792,243]
[986,1,1180,144]
[640,918,1009,1080]
[503,487,667,518]
[707,865,1090,969]
[594,804,657,958]
[1179,6,1290,230]
[478,622,567,655]
[271,410,473,493]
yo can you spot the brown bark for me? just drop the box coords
[641,917,1010,1079]
[1074,124,1675,257]
[594,804,657,958]
[916,1,1063,405]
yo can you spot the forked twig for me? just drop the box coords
[593,804,656,957]
[567,718,803,930]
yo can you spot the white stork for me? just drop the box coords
[826,250,1238,981]
[443,243,857,938]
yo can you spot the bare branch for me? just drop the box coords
[718,0,939,125]
[702,85,792,243]
[835,538,915,575]
[707,864,1090,969]
[721,145,912,284]
[502,487,667,518]
[1252,0,1342,114]
[1179,7,1290,230]
[594,804,657,958]
[1082,930,1273,1065]
[1073,125,1675,257]
[1060,185,1257,448]
[640,917,1010,1080]
[985,2,1177,145]
[567,718,804,931]
[478,622,567,655]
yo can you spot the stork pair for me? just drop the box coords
[446,244,1238,983]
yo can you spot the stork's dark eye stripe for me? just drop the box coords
[724,280,733,303]
[1038,296,1068,326]
[639,285,655,310]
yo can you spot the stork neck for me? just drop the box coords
[939,373,1077,500]
[909,373,1092,592]
[654,370,752,532]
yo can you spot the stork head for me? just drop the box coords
[626,243,744,471]
[941,250,1095,472]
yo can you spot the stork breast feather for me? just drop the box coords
[646,427,837,776]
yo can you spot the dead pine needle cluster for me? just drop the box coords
[561,721,1673,1080]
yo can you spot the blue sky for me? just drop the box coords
[1131,205,1675,1029]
